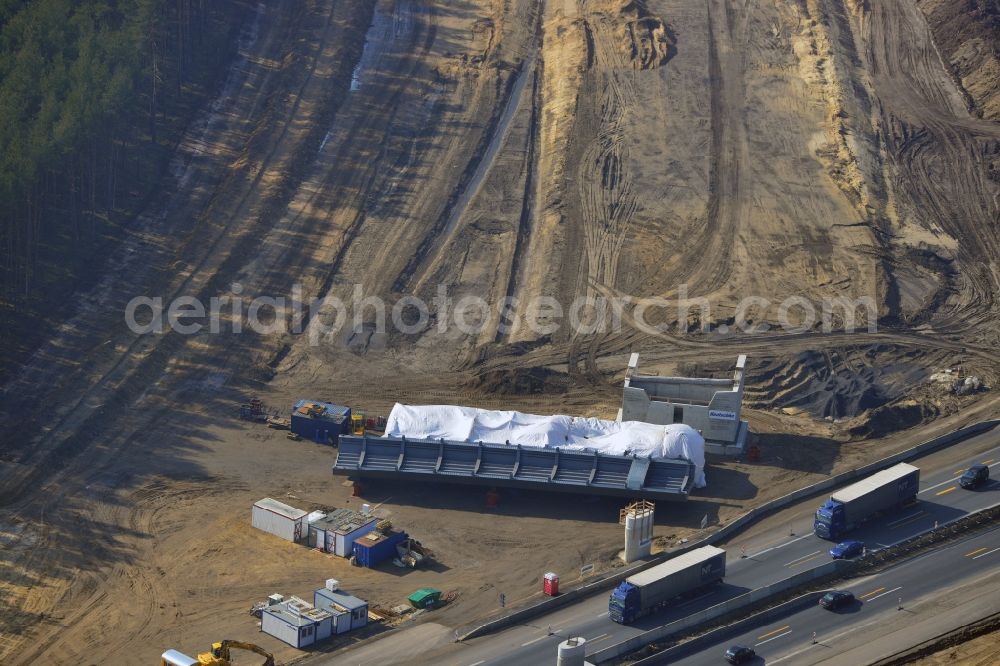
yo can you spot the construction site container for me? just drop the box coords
[543,572,559,596]
[313,587,368,633]
[291,399,351,444]
[308,509,378,556]
[252,498,307,542]
[353,530,408,568]
[261,597,332,647]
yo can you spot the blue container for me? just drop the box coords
[353,530,408,568]
[290,399,351,444]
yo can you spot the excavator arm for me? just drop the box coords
[212,640,275,666]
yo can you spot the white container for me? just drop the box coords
[252,498,308,542]
[330,607,350,635]
[261,609,301,647]
[315,613,333,641]
[326,578,340,592]
[333,519,378,557]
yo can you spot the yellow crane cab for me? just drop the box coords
[161,640,274,666]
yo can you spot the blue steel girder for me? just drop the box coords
[331,436,693,500]
[358,436,368,468]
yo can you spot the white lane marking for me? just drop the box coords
[746,533,813,559]
[756,629,792,646]
[886,510,924,528]
[521,635,549,647]
[588,633,611,644]
[770,545,1000,664]
[923,476,960,494]
[596,611,608,618]
[466,661,485,666]
[864,585,902,602]
[784,550,821,566]
[890,513,930,530]
[678,591,717,608]
[972,547,1000,560]
[769,618,884,663]
[922,459,1000,494]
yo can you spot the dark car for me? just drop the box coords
[960,464,989,489]
[725,645,756,664]
[819,590,855,609]
[829,540,865,559]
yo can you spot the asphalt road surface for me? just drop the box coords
[669,522,1000,665]
[417,429,1000,666]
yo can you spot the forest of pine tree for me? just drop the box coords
[0,0,243,375]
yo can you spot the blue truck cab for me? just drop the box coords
[607,546,727,624]
[814,499,842,540]
[609,581,640,623]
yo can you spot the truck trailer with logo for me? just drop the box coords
[609,545,726,624]
[814,463,920,540]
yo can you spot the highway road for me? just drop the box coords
[413,429,1000,666]
[668,522,1000,665]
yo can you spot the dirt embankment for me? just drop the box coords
[880,611,1000,666]
[917,0,1000,121]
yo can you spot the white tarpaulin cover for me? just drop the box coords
[383,403,707,487]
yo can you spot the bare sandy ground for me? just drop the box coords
[1,0,999,663]
[914,628,1000,666]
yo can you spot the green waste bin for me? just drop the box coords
[408,587,442,609]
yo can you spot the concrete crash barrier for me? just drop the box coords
[592,501,1000,665]
[456,419,998,642]
[705,418,1000,547]
[586,561,847,665]
[857,500,1000,573]
[623,591,829,666]
[456,559,652,641]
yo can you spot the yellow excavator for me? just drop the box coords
[161,640,274,666]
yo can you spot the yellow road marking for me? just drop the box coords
[982,459,995,465]
[784,550,821,566]
[966,547,988,558]
[859,587,886,599]
[758,625,791,641]
[936,486,957,496]
[785,553,821,567]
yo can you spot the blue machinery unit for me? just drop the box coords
[332,435,695,500]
